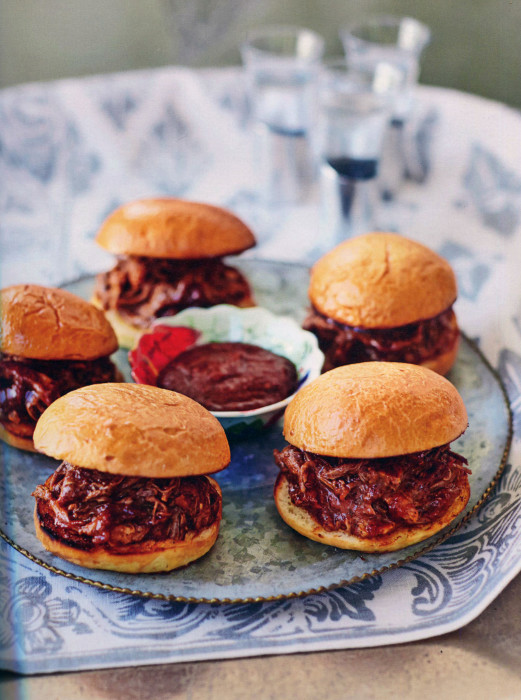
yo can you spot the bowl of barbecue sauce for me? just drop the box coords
[129,305,324,437]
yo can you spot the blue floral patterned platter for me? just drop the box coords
[0,261,512,604]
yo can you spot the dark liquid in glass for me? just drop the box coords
[326,157,378,180]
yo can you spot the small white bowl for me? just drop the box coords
[153,305,324,437]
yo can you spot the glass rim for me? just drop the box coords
[340,14,431,50]
[319,57,405,96]
[241,24,325,62]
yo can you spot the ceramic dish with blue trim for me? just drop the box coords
[134,304,324,437]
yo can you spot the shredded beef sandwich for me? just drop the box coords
[304,232,460,375]
[32,383,230,573]
[92,198,256,347]
[0,284,120,452]
[273,362,470,553]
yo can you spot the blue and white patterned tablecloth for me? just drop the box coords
[1,66,521,674]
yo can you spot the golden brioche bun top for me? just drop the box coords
[309,232,458,328]
[95,198,256,259]
[33,383,231,478]
[0,284,118,360]
[283,362,468,458]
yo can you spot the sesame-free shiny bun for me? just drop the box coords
[0,284,118,360]
[95,198,256,259]
[283,362,468,459]
[33,383,231,477]
[309,232,458,328]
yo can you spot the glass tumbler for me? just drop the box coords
[317,59,398,247]
[241,25,325,205]
[341,16,431,197]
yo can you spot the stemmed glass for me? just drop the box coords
[316,59,400,247]
[341,16,431,197]
[241,25,325,205]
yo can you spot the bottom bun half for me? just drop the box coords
[34,478,222,574]
[90,298,144,349]
[274,473,470,553]
[420,334,460,377]
[0,424,37,453]
[92,298,256,350]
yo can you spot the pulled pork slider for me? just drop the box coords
[0,285,120,452]
[274,362,470,552]
[32,383,230,573]
[303,232,460,375]
[93,198,256,347]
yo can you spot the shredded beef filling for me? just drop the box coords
[32,462,221,552]
[0,354,118,438]
[274,444,470,538]
[303,307,459,372]
[94,255,253,328]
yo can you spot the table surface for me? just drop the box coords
[1,65,521,694]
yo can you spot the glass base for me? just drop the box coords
[319,162,379,247]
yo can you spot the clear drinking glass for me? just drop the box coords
[340,16,431,197]
[317,59,398,247]
[241,25,325,205]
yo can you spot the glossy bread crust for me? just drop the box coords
[0,284,118,360]
[283,362,468,459]
[309,232,458,328]
[33,383,231,477]
[95,198,256,259]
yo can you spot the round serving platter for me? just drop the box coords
[0,260,512,603]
